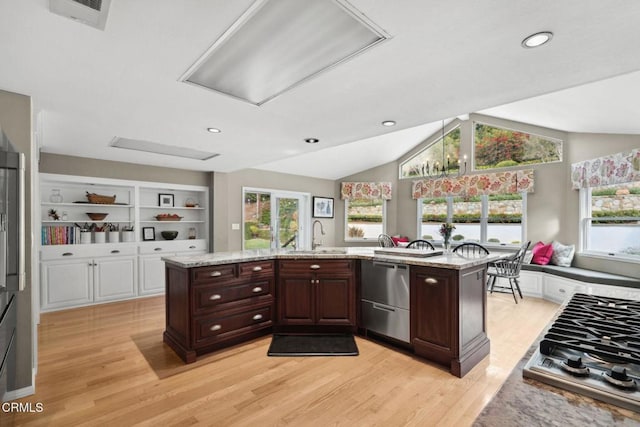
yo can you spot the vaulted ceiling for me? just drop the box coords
[1,1,639,179]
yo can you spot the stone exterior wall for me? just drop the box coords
[592,195,640,213]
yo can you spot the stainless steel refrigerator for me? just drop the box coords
[0,129,25,402]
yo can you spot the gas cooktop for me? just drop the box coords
[523,293,640,412]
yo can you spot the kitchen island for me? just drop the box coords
[162,247,501,377]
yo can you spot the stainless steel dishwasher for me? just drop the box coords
[361,260,410,343]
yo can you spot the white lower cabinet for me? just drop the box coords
[94,257,137,302]
[543,275,587,304]
[515,270,543,297]
[41,259,93,310]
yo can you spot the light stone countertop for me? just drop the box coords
[162,246,502,270]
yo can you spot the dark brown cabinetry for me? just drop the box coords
[277,260,356,332]
[164,260,275,363]
[410,264,489,377]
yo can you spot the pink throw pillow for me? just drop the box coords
[531,241,553,265]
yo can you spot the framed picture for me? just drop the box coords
[313,196,334,218]
[142,227,155,241]
[159,193,174,207]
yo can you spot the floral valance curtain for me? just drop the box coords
[340,182,392,200]
[570,148,640,189]
[411,169,534,199]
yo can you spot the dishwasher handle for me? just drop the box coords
[372,261,407,270]
[372,303,396,313]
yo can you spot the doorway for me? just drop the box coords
[242,188,310,250]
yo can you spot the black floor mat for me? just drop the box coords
[267,334,359,356]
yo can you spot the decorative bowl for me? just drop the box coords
[161,230,179,240]
[86,212,108,221]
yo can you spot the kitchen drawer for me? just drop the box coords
[139,239,207,255]
[193,304,273,346]
[278,260,353,274]
[239,260,274,278]
[361,300,410,343]
[192,264,237,284]
[543,276,586,304]
[192,278,273,314]
[41,243,137,260]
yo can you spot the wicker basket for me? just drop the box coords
[86,192,116,204]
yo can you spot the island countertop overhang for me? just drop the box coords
[162,247,502,270]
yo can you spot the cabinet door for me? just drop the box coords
[139,254,174,296]
[41,259,93,310]
[278,275,314,325]
[94,256,137,302]
[411,268,454,354]
[316,276,355,326]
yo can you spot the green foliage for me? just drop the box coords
[421,213,522,223]
[422,234,433,240]
[488,238,500,243]
[348,226,365,238]
[591,210,640,223]
[348,214,383,223]
[245,238,270,249]
[495,160,519,168]
[592,187,640,196]
[452,234,464,241]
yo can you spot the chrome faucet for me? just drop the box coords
[312,220,325,250]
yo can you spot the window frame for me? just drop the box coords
[579,185,640,263]
[344,198,387,242]
[398,124,461,179]
[416,193,527,249]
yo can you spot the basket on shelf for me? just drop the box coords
[155,214,182,221]
[86,192,116,204]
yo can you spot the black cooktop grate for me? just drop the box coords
[540,293,640,364]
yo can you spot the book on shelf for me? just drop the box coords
[41,225,81,245]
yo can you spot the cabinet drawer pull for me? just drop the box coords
[252,314,263,321]
[189,245,196,249]
[424,277,438,285]
[154,247,163,252]
[209,324,222,331]
[559,288,566,293]
[111,250,120,254]
[252,287,263,293]
[62,252,74,256]
[252,266,263,272]
[209,294,222,301]
[210,271,222,277]
[310,264,320,270]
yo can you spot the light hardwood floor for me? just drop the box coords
[5,293,559,427]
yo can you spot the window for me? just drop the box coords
[418,193,525,246]
[345,198,385,240]
[474,122,562,170]
[580,182,640,259]
[400,126,461,178]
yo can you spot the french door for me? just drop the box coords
[242,188,310,250]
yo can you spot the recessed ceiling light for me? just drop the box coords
[521,31,553,48]
[207,127,221,133]
[305,138,319,144]
[382,120,396,127]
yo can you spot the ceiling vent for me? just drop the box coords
[110,137,220,161]
[181,0,389,105]
[50,0,111,30]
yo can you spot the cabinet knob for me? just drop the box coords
[154,247,162,252]
[310,264,320,270]
[209,294,222,301]
[559,288,566,293]
[252,266,263,272]
[209,324,222,331]
[252,287,263,293]
[424,277,438,285]
[210,271,222,277]
[252,314,263,321]
[189,245,196,249]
